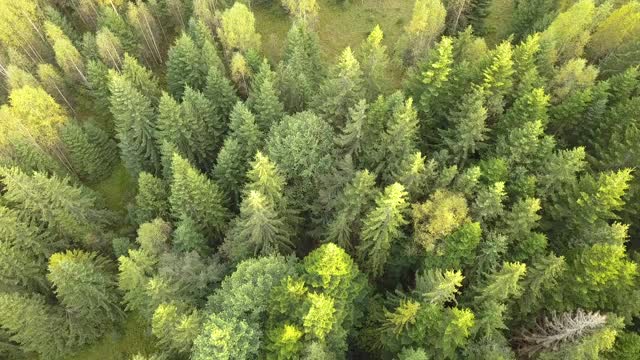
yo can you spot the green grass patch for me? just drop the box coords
[64,314,157,360]
[92,163,134,215]
[254,0,413,63]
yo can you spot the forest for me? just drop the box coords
[0,0,640,359]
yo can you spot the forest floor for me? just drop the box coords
[63,314,156,360]
[65,2,415,358]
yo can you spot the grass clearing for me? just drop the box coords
[254,0,413,63]
[92,163,134,215]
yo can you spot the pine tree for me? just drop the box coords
[109,72,159,176]
[47,250,123,346]
[134,171,170,225]
[357,183,409,278]
[169,153,228,238]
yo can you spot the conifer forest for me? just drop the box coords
[2,0,640,359]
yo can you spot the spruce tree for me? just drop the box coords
[277,21,324,112]
[134,171,170,225]
[380,96,419,183]
[439,88,489,166]
[326,170,379,250]
[222,190,293,263]
[0,166,109,245]
[60,122,118,183]
[121,53,162,105]
[86,60,112,121]
[358,25,390,99]
[204,65,240,130]
[47,250,123,346]
[109,72,159,176]
[248,61,285,134]
[0,293,67,359]
[169,153,228,238]
[481,41,514,116]
[180,86,219,170]
[313,47,365,128]
[357,183,409,278]
[267,111,335,210]
[166,33,205,98]
[212,102,262,206]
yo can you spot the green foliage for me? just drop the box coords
[358,183,409,278]
[248,61,285,134]
[0,166,109,245]
[2,2,640,359]
[169,153,228,238]
[109,72,159,176]
[134,172,170,225]
[61,122,118,183]
[267,111,335,208]
[277,21,324,112]
[152,303,201,354]
[222,190,293,262]
[218,3,261,54]
[439,88,488,165]
[166,33,206,98]
[0,293,67,359]
[413,190,469,252]
[48,250,123,345]
[192,312,260,360]
[313,47,365,127]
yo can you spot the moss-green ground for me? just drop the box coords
[63,314,156,360]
